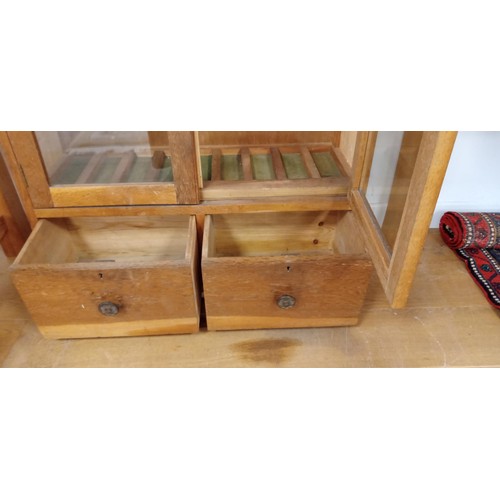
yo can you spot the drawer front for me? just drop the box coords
[203,254,373,331]
[11,264,199,338]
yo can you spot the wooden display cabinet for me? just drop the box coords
[0,130,457,338]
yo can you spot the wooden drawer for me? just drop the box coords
[202,211,373,331]
[10,215,199,339]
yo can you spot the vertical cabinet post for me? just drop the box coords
[168,131,201,204]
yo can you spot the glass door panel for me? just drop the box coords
[352,131,457,308]
[363,131,423,249]
[34,132,173,186]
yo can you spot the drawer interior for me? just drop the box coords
[15,215,193,265]
[205,211,367,258]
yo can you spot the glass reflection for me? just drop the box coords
[35,132,172,185]
[364,131,422,248]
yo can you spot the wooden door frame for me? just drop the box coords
[4,131,202,208]
[351,131,457,308]
[0,144,33,256]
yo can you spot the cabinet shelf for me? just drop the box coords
[50,151,174,186]
[199,144,349,200]
[49,142,349,201]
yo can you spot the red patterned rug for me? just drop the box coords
[440,212,500,309]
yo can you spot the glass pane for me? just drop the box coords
[363,131,423,249]
[35,132,172,185]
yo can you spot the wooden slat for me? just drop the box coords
[202,177,349,200]
[6,132,53,208]
[50,184,177,207]
[34,196,351,219]
[211,149,221,181]
[75,153,105,184]
[151,150,165,170]
[300,146,321,178]
[168,132,200,204]
[110,151,137,183]
[240,147,253,181]
[270,148,287,180]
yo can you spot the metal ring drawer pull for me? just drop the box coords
[277,294,296,309]
[98,301,120,316]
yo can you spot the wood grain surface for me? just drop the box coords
[10,215,199,338]
[202,212,373,330]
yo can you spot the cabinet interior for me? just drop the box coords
[14,216,192,265]
[36,132,358,199]
[205,211,367,258]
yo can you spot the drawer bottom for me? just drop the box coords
[207,316,360,331]
[38,317,200,340]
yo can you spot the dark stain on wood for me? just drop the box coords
[231,338,302,365]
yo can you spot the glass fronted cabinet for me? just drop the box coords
[1,130,457,309]
[3,131,356,209]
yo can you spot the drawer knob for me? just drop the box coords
[277,294,296,309]
[98,301,120,316]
